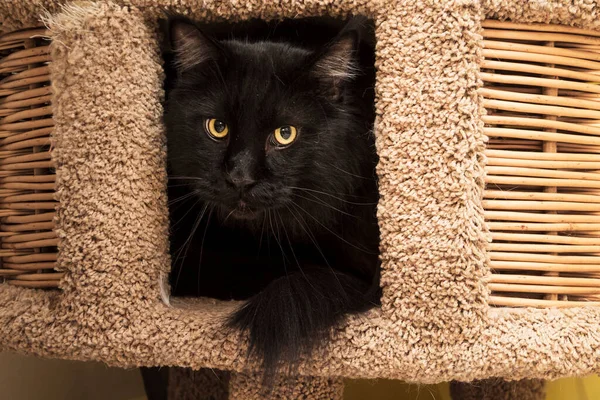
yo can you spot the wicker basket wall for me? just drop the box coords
[482,20,600,307]
[0,27,60,288]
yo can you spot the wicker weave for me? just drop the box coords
[0,27,59,288]
[482,20,600,307]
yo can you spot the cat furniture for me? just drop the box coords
[1,0,600,398]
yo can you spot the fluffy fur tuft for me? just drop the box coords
[228,268,379,380]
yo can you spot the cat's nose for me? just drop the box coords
[226,172,256,190]
[225,149,257,190]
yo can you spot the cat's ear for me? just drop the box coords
[310,32,359,98]
[168,18,221,73]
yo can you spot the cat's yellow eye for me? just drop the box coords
[204,118,229,139]
[273,125,297,146]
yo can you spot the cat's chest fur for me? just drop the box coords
[168,185,379,300]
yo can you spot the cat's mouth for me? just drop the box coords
[229,200,260,220]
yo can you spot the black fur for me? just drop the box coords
[163,16,380,378]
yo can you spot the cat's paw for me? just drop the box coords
[227,269,373,377]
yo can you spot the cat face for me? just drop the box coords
[165,18,372,223]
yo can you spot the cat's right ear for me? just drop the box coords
[168,18,221,73]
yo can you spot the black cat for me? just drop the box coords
[163,15,380,377]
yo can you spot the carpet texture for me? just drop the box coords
[0,1,599,399]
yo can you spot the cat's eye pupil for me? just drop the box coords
[214,120,226,133]
[280,126,291,139]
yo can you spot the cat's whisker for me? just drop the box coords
[256,212,267,259]
[222,208,236,224]
[289,186,377,205]
[291,200,377,255]
[288,202,344,290]
[172,203,208,262]
[168,176,204,180]
[292,192,356,218]
[168,190,199,205]
[171,197,202,230]
[286,202,331,269]
[167,183,196,189]
[324,163,373,180]
[173,203,209,291]
[270,211,290,277]
[280,206,324,294]
[268,210,288,276]
[197,206,214,294]
[277,211,299,269]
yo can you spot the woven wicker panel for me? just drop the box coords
[0,27,60,289]
[482,20,600,307]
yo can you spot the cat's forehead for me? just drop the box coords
[224,40,311,72]
[214,41,312,115]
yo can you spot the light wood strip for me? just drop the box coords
[491,274,600,286]
[489,251,600,264]
[490,260,600,272]
[0,94,51,110]
[486,157,600,170]
[2,231,55,244]
[485,126,600,145]
[13,272,63,281]
[1,193,54,203]
[487,165,600,182]
[489,296,600,307]
[484,200,600,211]
[2,212,54,224]
[0,74,49,90]
[481,87,600,113]
[482,47,600,69]
[480,61,600,85]
[486,175,600,189]
[482,20,600,38]
[489,243,600,253]
[3,86,50,102]
[1,105,52,124]
[485,149,600,161]
[2,262,56,270]
[0,222,54,232]
[8,280,60,288]
[0,65,49,84]
[484,190,600,203]
[3,238,59,249]
[2,202,57,210]
[491,232,600,245]
[483,29,600,45]
[485,210,600,223]
[486,222,600,232]
[0,150,51,165]
[481,72,600,94]
[490,283,600,294]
